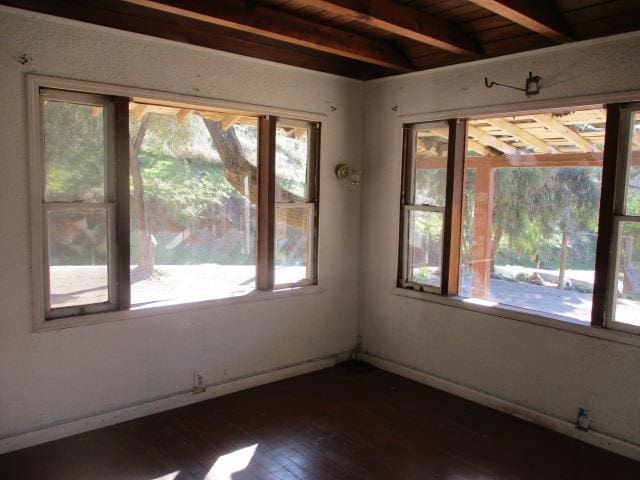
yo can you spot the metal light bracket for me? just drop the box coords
[485,71,542,98]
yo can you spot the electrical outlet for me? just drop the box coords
[193,371,205,394]
[576,408,591,431]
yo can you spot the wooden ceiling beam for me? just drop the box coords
[299,0,483,57]
[468,0,573,43]
[122,0,413,71]
[4,0,379,79]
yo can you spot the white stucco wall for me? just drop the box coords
[360,32,640,447]
[2,3,640,456]
[0,7,362,440]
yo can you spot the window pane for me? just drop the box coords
[415,125,448,207]
[129,106,258,305]
[48,208,109,309]
[625,112,640,215]
[612,222,640,327]
[275,205,312,285]
[276,124,309,202]
[459,108,606,323]
[44,100,105,202]
[407,210,443,288]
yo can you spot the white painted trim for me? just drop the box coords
[360,353,640,462]
[35,285,324,332]
[0,353,341,455]
[27,75,327,123]
[397,90,640,125]
[393,287,640,348]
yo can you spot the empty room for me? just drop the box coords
[1,1,640,478]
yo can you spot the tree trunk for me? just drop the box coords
[130,114,156,278]
[203,119,306,228]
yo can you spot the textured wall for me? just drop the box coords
[0,7,362,439]
[360,32,640,446]
[2,3,640,453]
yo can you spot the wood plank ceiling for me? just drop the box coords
[3,0,639,79]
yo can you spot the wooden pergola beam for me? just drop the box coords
[480,118,559,153]
[299,0,483,57]
[467,139,490,155]
[416,151,640,170]
[175,109,192,124]
[122,0,413,71]
[533,114,599,153]
[468,0,572,43]
[467,125,517,155]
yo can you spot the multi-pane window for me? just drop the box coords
[608,106,640,332]
[33,86,320,322]
[400,122,449,290]
[399,103,640,333]
[41,90,117,318]
[274,120,318,287]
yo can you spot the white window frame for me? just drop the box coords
[35,89,119,319]
[274,118,319,289]
[606,102,640,334]
[28,75,325,331]
[400,120,449,293]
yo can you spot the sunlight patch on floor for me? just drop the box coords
[206,443,258,480]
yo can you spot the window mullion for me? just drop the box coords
[592,103,625,327]
[115,97,131,310]
[257,115,277,291]
[441,118,466,296]
[398,126,411,286]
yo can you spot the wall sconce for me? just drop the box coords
[335,163,362,192]
[484,71,542,98]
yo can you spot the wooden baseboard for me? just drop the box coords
[360,353,640,462]
[0,354,343,455]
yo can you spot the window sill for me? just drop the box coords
[393,287,640,348]
[34,285,323,333]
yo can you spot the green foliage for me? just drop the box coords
[488,167,602,270]
[44,100,105,201]
[136,151,237,226]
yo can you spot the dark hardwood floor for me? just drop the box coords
[1,365,638,479]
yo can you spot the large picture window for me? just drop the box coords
[32,81,320,323]
[399,102,640,333]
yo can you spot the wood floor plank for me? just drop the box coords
[1,366,639,479]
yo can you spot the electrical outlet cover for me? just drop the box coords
[193,371,205,394]
[576,408,591,431]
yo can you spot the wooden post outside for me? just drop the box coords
[471,165,495,298]
[558,231,568,289]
